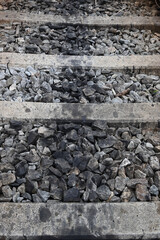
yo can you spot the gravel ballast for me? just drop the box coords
[0,120,160,203]
[1,0,159,16]
[1,24,160,56]
[0,65,160,103]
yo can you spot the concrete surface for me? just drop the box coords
[0,11,160,31]
[0,53,160,74]
[0,101,160,123]
[0,202,160,239]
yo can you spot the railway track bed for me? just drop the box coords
[0,0,160,239]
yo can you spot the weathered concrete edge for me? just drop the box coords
[0,53,160,74]
[0,202,160,239]
[0,10,160,30]
[0,101,160,123]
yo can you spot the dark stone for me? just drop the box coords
[63,187,80,202]
[88,190,98,202]
[96,185,111,201]
[25,45,38,53]
[68,174,78,187]
[50,188,63,200]
[27,131,38,145]
[66,129,79,141]
[10,120,22,130]
[22,192,32,201]
[98,135,116,149]
[55,158,71,173]
[16,143,28,153]
[25,179,37,194]
[49,166,62,177]
[66,32,77,39]
[15,160,28,177]
[73,156,89,171]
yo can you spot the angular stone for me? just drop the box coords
[136,184,151,201]
[1,173,16,186]
[96,185,111,201]
[119,158,131,168]
[154,171,160,190]
[83,87,95,97]
[50,188,63,200]
[121,187,132,202]
[67,174,78,187]
[149,156,160,171]
[2,186,13,198]
[66,129,78,141]
[25,179,37,194]
[37,189,50,202]
[38,126,54,138]
[49,166,62,177]
[98,136,116,149]
[149,185,159,196]
[127,179,148,188]
[0,163,15,172]
[87,158,99,171]
[27,131,38,145]
[15,160,28,177]
[63,187,80,202]
[55,158,71,174]
[134,169,146,179]
[102,158,113,166]
[115,176,127,192]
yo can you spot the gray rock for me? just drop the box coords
[37,189,50,202]
[63,187,80,202]
[136,184,151,201]
[67,174,78,187]
[149,156,160,170]
[134,170,146,179]
[55,158,71,174]
[96,185,111,201]
[127,179,148,188]
[1,173,16,186]
[102,158,113,166]
[87,158,99,171]
[66,129,78,141]
[149,185,159,196]
[98,135,116,149]
[50,188,63,200]
[121,187,132,202]
[154,171,160,190]
[2,186,13,198]
[119,158,131,168]
[49,166,62,177]
[15,160,28,177]
[83,87,95,97]
[115,176,127,192]
[38,126,54,138]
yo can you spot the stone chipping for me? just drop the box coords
[0,120,160,203]
[0,65,160,103]
[0,0,159,16]
[0,24,160,56]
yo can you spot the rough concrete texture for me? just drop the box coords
[0,11,160,31]
[0,202,160,239]
[0,53,160,74]
[0,101,160,123]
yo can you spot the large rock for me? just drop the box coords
[136,184,151,201]
[115,176,128,192]
[55,158,71,173]
[96,185,111,201]
[1,173,16,186]
[63,188,80,202]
